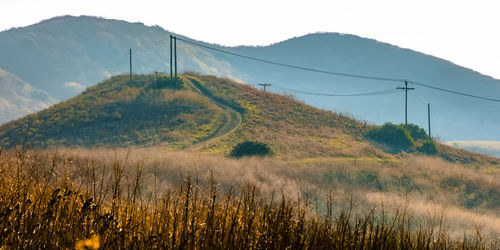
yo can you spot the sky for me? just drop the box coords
[1,0,500,79]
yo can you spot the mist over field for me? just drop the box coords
[447,141,500,158]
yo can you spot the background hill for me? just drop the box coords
[1,15,500,141]
[0,68,55,124]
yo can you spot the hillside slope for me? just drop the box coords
[0,73,381,158]
[0,74,225,148]
[1,16,500,141]
[2,73,497,168]
[0,68,55,124]
[184,74,376,158]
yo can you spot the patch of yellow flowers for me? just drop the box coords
[76,235,100,250]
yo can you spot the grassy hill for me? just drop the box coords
[1,73,498,166]
[184,74,376,158]
[0,74,226,148]
[0,73,379,158]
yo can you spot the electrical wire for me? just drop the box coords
[174,36,500,103]
[273,85,400,97]
[409,80,500,103]
[175,37,404,83]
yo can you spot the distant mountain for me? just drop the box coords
[1,15,500,141]
[0,68,55,123]
[227,34,500,141]
[0,15,233,100]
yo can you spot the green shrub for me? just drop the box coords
[366,123,414,151]
[152,76,184,90]
[230,141,272,157]
[417,139,438,155]
[399,124,429,141]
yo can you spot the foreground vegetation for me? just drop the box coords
[0,148,498,249]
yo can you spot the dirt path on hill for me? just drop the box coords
[184,77,243,152]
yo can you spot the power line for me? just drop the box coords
[409,80,500,103]
[175,37,500,104]
[272,85,399,97]
[175,37,403,83]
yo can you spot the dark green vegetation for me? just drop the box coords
[2,16,500,141]
[0,149,497,249]
[417,139,438,155]
[366,123,437,155]
[151,75,184,90]
[230,141,272,157]
[366,123,415,152]
[0,74,223,148]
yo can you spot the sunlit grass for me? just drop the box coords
[0,147,498,248]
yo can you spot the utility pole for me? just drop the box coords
[174,36,177,81]
[396,80,415,125]
[170,35,173,79]
[258,83,271,92]
[129,48,132,82]
[427,103,431,137]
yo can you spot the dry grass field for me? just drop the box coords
[0,147,498,249]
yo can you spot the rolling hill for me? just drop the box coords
[0,73,497,166]
[0,73,373,158]
[0,68,55,124]
[0,74,227,148]
[1,15,500,142]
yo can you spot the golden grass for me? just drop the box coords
[0,147,498,248]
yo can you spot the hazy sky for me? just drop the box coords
[1,0,500,79]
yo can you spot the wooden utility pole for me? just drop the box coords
[170,35,173,79]
[396,80,415,125]
[129,48,132,82]
[258,83,271,92]
[428,103,431,137]
[174,36,177,81]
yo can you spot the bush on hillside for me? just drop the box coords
[366,123,414,151]
[152,76,184,90]
[417,139,438,155]
[230,141,272,158]
[399,123,429,141]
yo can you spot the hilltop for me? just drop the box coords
[2,16,500,142]
[0,74,226,148]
